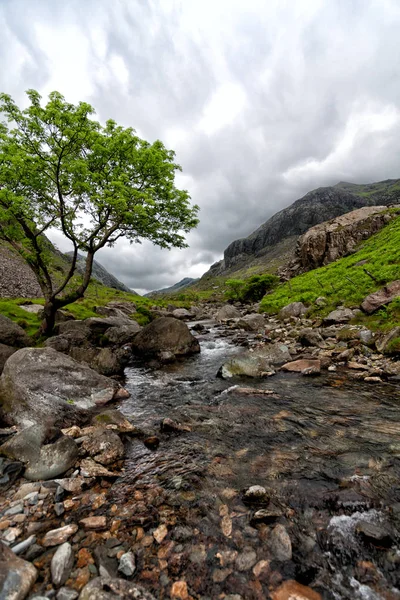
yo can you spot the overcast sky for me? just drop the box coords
[2,0,400,293]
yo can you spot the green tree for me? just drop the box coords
[0,90,199,335]
[225,278,245,301]
[241,274,279,302]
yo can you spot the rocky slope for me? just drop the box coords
[202,179,400,279]
[145,277,199,297]
[65,252,136,294]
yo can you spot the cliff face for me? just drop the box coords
[204,179,400,278]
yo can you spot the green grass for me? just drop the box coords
[260,215,400,330]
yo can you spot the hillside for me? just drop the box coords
[145,277,199,297]
[65,252,136,294]
[201,179,400,281]
[259,211,400,327]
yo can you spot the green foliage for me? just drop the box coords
[0,90,199,331]
[260,216,400,328]
[132,305,153,326]
[225,274,279,303]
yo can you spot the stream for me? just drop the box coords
[115,322,400,599]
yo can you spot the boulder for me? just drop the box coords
[103,323,141,345]
[172,308,193,320]
[0,343,17,375]
[218,344,291,379]
[297,328,325,348]
[95,301,137,318]
[281,359,321,374]
[0,348,119,428]
[237,314,265,331]
[361,280,400,314]
[323,308,355,324]
[132,317,200,360]
[215,305,241,321]
[0,315,30,348]
[0,540,37,600]
[79,577,156,600]
[0,424,79,480]
[81,429,124,465]
[376,327,400,354]
[278,302,307,320]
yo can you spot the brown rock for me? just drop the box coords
[80,516,107,530]
[361,280,400,314]
[80,458,121,478]
[170,581,189,599]
[281,359,321,373]
[42,523,78,546]
[271,580,321,600]
[153,524,168,543]
[81,429,125,465]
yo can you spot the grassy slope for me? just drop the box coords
[259,214,400,330]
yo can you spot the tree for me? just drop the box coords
[0,90,199,334]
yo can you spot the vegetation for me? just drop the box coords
[0,90,198,335]
[225,274,279,303]
[260,215,400,330]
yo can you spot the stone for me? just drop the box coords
[80,517,107,530]
[0,315,31,348]
[235,549,257,571]
[81,429,124,465]
[170,581,189,599]
[268,524,292,561]
[57,588,79,600]
[11,535,36,555]
[297,329,325,348]
[215,305,241,321]
[0,540,37,600]
[355,521,393,547]
[132,317,200,360]
[91,410,135,432]
[237,314,265,331]
[361,280,400,314]
[0,344,17,376]
[118,552,136,577]
[0,348,119,428]
[51,542,74,587]
[271,580,321,600]
[172,309,193,320]
[79,459,120,478]
[218,343,290,378]
[93,546,118,579]
[281,359,321,374]
[79,577,156,600]
[103,323,141,345]
[160,418,191,433]
[253,559,270,578]
[0,424,79,481]
[153,524,168,543]
[42,524,79,547]
[54,477,93,493]
[243,485,269,504]
[278,302,307,320]
[376,327,400,354]
[323,308,355,325]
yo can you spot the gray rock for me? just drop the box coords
[81,430,124,465]
[79,578,156,600]
[235,549,257,571]
[51,542,74,587]
[118,552,136,577]
[218,343,290,379]
[94,546,118,579]
[0,315,30,348]
[376,327,400,354]
[0,540,37,600]
[11,535,36,555]
[0,425,78,481]
[57,589,79,600]
[278,302,307,320]
[215,305,241,321]
[324,308,355,324]
[356,521,393,547]
[268,524,292,561]
[297,328,325,348]
[103,323,141,345]
[237,314,265,331]
[0,344,17,376]
[0,347,119,428]
[132,317,200,360]
[172,308,193,320]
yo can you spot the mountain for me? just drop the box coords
[201,179,400,280]
[145,277,199,297]
[65,252,137,294]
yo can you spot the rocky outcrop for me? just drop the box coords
[0,315,31,348]
[132,317,200,361]
[0,245,42,298]
[0,348,121,428]
[295,206,396,271]
[361,280,400,314]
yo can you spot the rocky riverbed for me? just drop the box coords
[0,308,399,600]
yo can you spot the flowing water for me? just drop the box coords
[116,323,400,599]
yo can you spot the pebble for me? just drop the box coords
[80,516,107,530]
[2,527,22,543]
[14,482,41,500]
[268,524,292,561]
[11,534,36,555]
[243,485,269,503]
[118,551,136,576]
[4,503,24,516]
[170,581,189,599]
[54,502,65,516]
[235,548,257,571]
[56,588,79,600]
[42,524,78,547]
[153,523,168,543]
[51,542,74,587]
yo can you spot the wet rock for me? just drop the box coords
[81,429,124,465]
[79,577,156,600]
[268,524,292,561]
[91,410,134,432]
[54,477,93,494]
[219,343,291,378]
[118,552,136,577]
[51,542,74,587]
[281,359,321,374]
[235,548,257,571]
[251,508,284,524]
[323,308,355,325]
[160,418,191,433]
[79,459,121,478]
[278,302,307,320]
[132,317,200,360]
[0,347,119,428]
[271,580,321,600]
[0,540,37,600]
[361,280,400,314]
[355,521,393,547]
[143,436,160,450]
[11,534,36,555]
[42,524,79,547]
[0,424,79,481]
[215,305,241,321]
[243,485,269,504]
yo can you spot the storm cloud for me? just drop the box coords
[2,0,400,293]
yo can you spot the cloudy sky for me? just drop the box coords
[2,0,400,293]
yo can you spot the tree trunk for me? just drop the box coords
[40,300,58,337]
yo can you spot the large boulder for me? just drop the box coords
[0,424,78,480]
[218,343,291,378]
[132,317,200,360]
[0,347,120,428]
[278,302,307,320]
[0,314,30,348]
[237,313,265,331]
[361,280,400,314]
[215,305,241,321]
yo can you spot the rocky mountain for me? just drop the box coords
[65,252,137,294]
[145,277,199,297]
[202,179,400,279]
